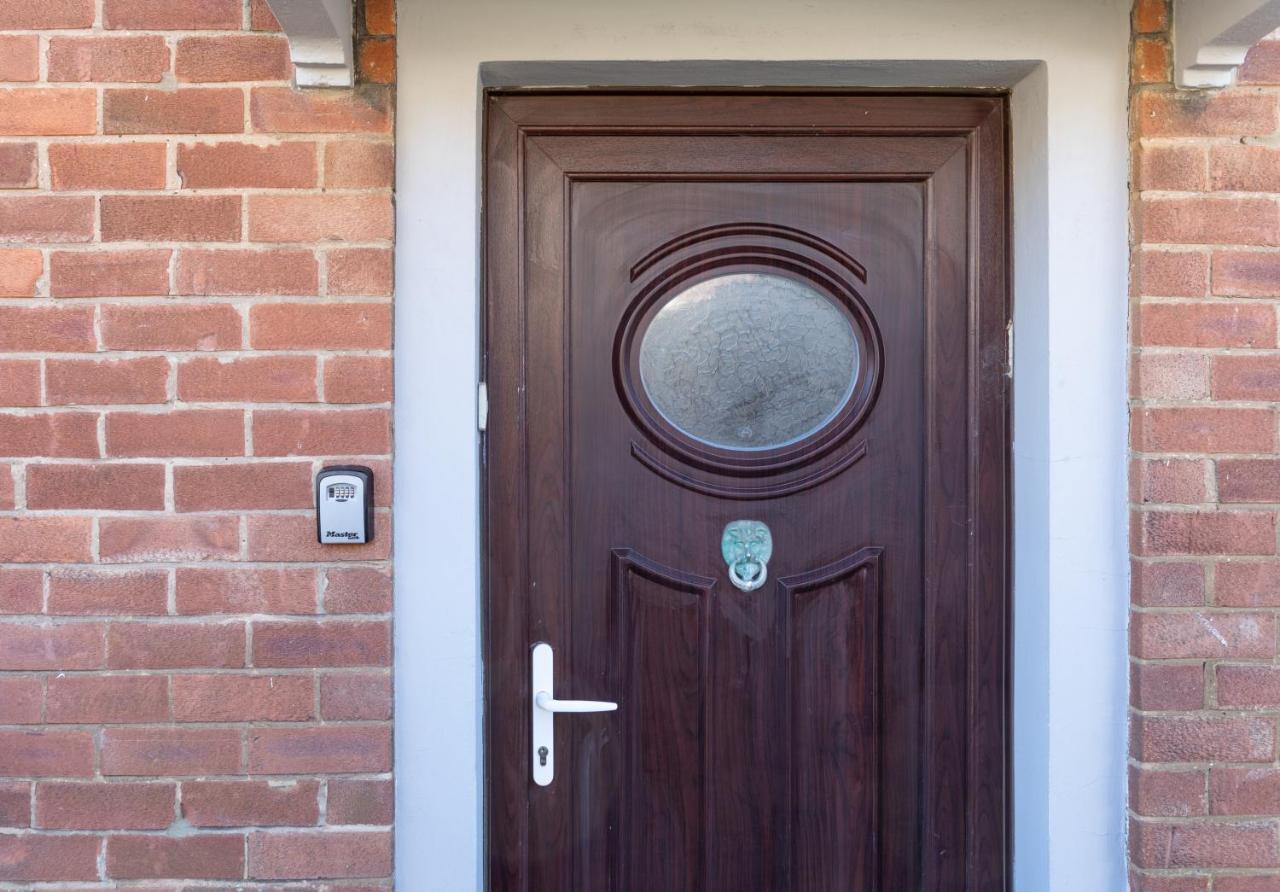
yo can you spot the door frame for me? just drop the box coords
[480,88,1012,888]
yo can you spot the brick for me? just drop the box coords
[0,144,37,188]
[327,248,393,297]
[365,0,395,34]
[1134,715,1276,762]
[0,569,42,614]
[0,623,103,670]
[1220,665,1280,708]
[0,88,96,136]
[1213,355,1280,401]
[0,413,97,458]
[1213,768,1280,816]
[1131,352,1208,401]
[36,781,174,830]
[47,674,169,723]
[324,567,392,614]
[1141,196,1280,246]
[249,194,393,243]
[254,408,390,456]
[50,142,167,191]
[1135,90,1278,138]
[33,462,162,515]
[176,248,319,296]
[1132,611,1274,659]
[173,674,314,722]
[0,782,31,826]
[175,462,312,511]
[1131,819,1280,869]
[102,727,242,776]
[250,0,281,30]
[1218,561,1280,606]
[1219,877,1280,892]
[50,249,171,298]
[48,568,168,615]
[1132,37,1169,85]
[107,621,244,670]
[0,677,43,724]
[0,730,95,776]
[182,779,318,827]
[176,35,291,82]
[0,465,11,509]
[176,567,317,615]
[1138,143,1205,191]
[249,829,391,880]
[107,834,245,880]
[179,355,318,403]
[1220,459,1280,503]
[247,512,390,562]
[1136,249,1208,297]
[0,0,94,28]
[178,141,317,188]
[0,249,41,297]
[105,88,244,135]
[321,673,391,721]
[253,620,390,667]
[1242,39,1280,83]
[1136,510,1276,556]
[1132,458,1205,504]
[104,0,242,29]
[100,303,242,351]
[1213,249,1280,298]
[102,195,240,243]
[49,35,168,83]
[0,306,93,352]
[106,410,245,458]
[0,360,40,407]
[1132,0,1168,33]
[0,834,99,882]
[99,515,241,563]
[324,141,393,188]
[1211,145,1280,192]
[251,303,392,349]
[249,725,392,774]
[0,195,93,243]
[0,516,93,562]
[251,86,392,134]
[1134,408,1274,453]
[357,39,395,85]
[1130,766,1205,818]
[327,778,392,826]
[45,356,170,405]
[0,35,38,82]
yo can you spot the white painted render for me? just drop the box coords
[395,1,1131,889]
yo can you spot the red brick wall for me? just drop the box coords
[1131,1,1280,887]
[0,1,396,887]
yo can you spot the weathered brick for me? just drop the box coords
[0,195,93,242]
[174,462,313,511]
[0,781,31,826]
[1213,250,1280,297]
[1130,766,1205,818]
[1132,819,1280,869]
[1132,458,1206,504]
[1213,768,1280,815]
[36,781,174,830]
[99,515,241,562]
[1241,39,1280,84]
[0,35,39,82]
[251,303,391,349]
[1134,408,1275,453]
[106,410,245,458]
[0,834,99,882]
[47,674,169,723]
[176,248,318,296]
[102,195,241,243]
[1135,90,1278,138]
[0,306,95,352]
[30,462,166,511]
[1135,510,1276,556]
[1219,665,1280,708]
[1142,196,1280,246]
[1134,715,1276,762]
[107,834,245,880]
[0,677,41,725]
[0,516,93,562]
[1132,611,1275,659]
[102,727,242,776]
[100,303,242,351]
[48,35,169,83]
[0,623,103,670]
[0,89,96,136]
[49,142,167,191]
[1220,459,1280,503]
[323,567,392,614]
[320,673,391,721]
[249,725,391,774]
[0,1,94,28]
[175,567,317,615]
[103,0,242,30]
[105,88,244,135]
[324,141,393,188]
[251,86,392,134]
[0,143,37,188]
[0,359,41,407]
[173,674,314,722]
[182,779,319,827]
[0,568,42,614]
[365,0,395,35]
[253,408,391,455]
[249,194,393,243]
[357,39,396,85]
[48,568,168,615]
[46,356,169,405]
[179,356,318,403]
[0,730,95,777]
[249,830,391,880]
[50,249,171,298]
[176,35,291,82]
[250,0,281,30]
[326,248,393,297]
[1218,561,1280,606]
[253,620,390,668]
[178,141,317,188]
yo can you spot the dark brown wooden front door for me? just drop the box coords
[484,92,1009,891]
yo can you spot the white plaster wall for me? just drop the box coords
[395,2,1131,889]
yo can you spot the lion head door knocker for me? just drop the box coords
[721,520,773,592]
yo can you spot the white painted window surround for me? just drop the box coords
[1176,0,1280,87]
[261,0,353,87]
[395,1,1131,889]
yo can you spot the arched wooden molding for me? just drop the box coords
[263,0,353,88]
[1176,0,1280,88]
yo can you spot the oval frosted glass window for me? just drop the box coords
[638,273,860,451]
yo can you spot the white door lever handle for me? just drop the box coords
[531,643,616,786]
[535,690,618,713]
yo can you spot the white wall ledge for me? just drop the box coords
[263,0,353,88]
[1175,0,1280,88]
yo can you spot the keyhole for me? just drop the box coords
[538,746,549,767]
